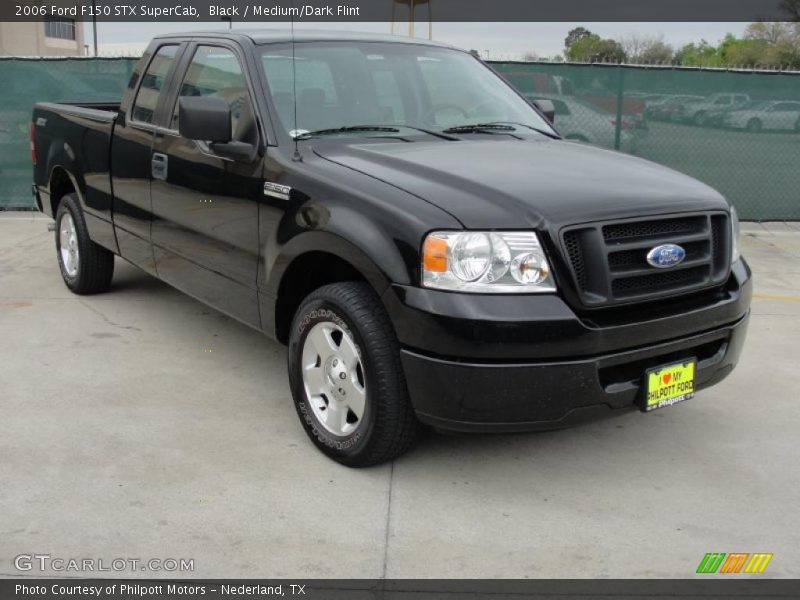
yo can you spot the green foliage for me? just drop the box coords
[674,25,800,68]
[566,34,627,63]
[553,23,800,69]
[564,27,593,51]
[675,40,721,67]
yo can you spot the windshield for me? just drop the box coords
[738,101,769,110]
[260,41,555,139]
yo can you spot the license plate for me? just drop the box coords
[643,359,696,412]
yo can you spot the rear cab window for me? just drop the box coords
[130,45,179,124]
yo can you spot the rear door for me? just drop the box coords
[767,102,800,130]
[111,42,185,273]
[149,42,264,328]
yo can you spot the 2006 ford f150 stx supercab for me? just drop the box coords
[32,31,751,466]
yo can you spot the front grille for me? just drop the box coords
[560,212,731,307]
[563,230,587,290]
[603,217,701,241]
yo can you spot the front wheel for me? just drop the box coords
[287,282,420,467]
[746,118,762,133]
[55,194,115,294]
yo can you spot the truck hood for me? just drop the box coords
[313,138,727,229]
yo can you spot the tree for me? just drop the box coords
[675,40,721,66]
[622,34,675,63]
[745,22,792,45]
[564,27,593,52]
[567,34,627,63]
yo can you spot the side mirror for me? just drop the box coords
[178,96,231,143]
[209,140,258,162]
[533,99,556,124]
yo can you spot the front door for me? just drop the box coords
[150,43,263,328]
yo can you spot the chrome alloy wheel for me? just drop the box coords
[59,213,79,278]
[301,321,367,436]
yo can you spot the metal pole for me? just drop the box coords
[614,64,624,150]
[409,0,415,38]
[92,0,98,56]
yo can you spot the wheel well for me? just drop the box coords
[275,252,367,344]
[49,168,76,217]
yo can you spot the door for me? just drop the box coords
[150,43,263,328]
[111,43,183,274]
[767,103,800,130]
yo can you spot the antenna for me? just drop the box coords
[290,6,302,162]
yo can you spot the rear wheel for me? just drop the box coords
[55,194,114,294]
[287,282,420,467]
[746,118,762,133]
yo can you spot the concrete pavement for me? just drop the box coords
[1,213,798,578]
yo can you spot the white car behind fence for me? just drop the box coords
[721,100,800,133]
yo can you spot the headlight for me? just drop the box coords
[421,231,556,293]
[730,206,741,263]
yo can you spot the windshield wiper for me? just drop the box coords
[441,123,523,139]
[442,123,516,133]
[393,125,459,141]
[293,125,401,139]
[294,124,458,142]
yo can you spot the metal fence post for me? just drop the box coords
[614,63,624,151]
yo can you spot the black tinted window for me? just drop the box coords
[131,45,179,124]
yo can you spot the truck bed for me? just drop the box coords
[31,101,120,252]
[34,101,120,123]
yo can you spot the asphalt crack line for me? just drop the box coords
[78,299,142,332]
[381,460,395,580]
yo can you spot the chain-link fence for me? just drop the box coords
[1,57,799,219]
[0,57,137,210]
[493,61,800,220]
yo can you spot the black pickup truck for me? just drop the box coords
[31,31,751,466]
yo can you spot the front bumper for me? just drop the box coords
[383,259,752,432]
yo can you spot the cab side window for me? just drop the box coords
[131,45,179,124]
[172,46,254,142]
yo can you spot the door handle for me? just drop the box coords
[151,153,168,181]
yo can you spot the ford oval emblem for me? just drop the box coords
[646,244,686,269]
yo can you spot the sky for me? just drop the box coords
[91,21,750,59]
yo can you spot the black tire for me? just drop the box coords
[692,111,706,126]
[746,118,762,133]
[55,194,115,294]
[287,282,420,467]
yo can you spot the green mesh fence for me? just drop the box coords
[1,58,799,219]
[493,61,800,220]
[0,57,137,210]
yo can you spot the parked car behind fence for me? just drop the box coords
[721,100,800,133]
[674,93,751,126]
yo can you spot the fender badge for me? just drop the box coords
[264,181,291,200]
